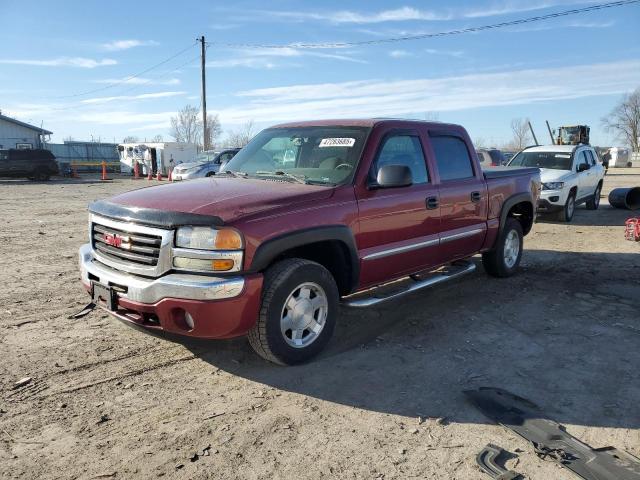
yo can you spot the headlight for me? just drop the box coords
[175,226,243,250]
[542,182,564,190]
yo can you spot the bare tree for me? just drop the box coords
[122,135,139,144]
[170,105,222,150]
[204,114,222,150]
[170,105,201,145]
[602,87,640,152]
[509,118,532,150]
[225,120,256,147]
[151,134,164,143]
[473,137,487,149]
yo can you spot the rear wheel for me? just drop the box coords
[586,183,602,210]
[482,218,523,278]
[248,258,338,365]
[556,192,576,222]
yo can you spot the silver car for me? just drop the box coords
[172,148,240,181]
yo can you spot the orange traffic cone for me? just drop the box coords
[101,161,110,181]
[168,168,173,182]
[133,161,140,179]
[156,170,163,181]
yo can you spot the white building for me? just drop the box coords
[0,113,52,149]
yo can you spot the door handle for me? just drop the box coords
[471,191,481,202]
[426,196,439,210]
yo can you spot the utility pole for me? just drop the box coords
[199,35,208,151]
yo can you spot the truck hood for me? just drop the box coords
[539,168,573,183]
[107,177,334,224]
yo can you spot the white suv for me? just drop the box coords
[508,145,605,222]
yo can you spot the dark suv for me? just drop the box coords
[0,149,59,181]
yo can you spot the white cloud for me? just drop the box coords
[262,6,448,24]
[257,1,602,25]
[218,60,640,124]
[389,49,413,58]
[92,77,181,86]
[207,47,366,69]
[102,39,159,51]
[78,111,177,125]
[425,48,464,58]
[80,91,186,105]
[0,57,117,68]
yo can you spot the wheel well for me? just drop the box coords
[569,186,578,196]
[270,240,354,296]
[507,201,534,236]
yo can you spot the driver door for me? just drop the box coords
[356,127,441,288]
[575,149,592,199]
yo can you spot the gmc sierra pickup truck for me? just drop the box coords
[79,119,540,365]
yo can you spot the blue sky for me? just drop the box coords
[1,0,639,146]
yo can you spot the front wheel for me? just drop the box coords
[482,218,523,278]
[556,192,576,222]
[248,258,339,365]
[585,183,602,210]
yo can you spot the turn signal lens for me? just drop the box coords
[212,259,235,271]
[214,229,243,250]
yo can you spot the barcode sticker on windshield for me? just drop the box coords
[555,154,571,158]
[319,138,356,148]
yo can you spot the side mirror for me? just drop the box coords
[577,163,589,172]
[375,164,413,188]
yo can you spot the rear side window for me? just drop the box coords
[587,150,597,166]
[374,134,428,184]
[430,135,475,181]
[0,151,7,161]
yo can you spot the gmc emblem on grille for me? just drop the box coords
[104,233,123,248]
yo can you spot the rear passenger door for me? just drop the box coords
[356,128,440,287]
[427,131,488,263]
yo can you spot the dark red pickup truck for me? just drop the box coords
[79,119,540,364]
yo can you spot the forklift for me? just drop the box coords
[545,122,590,145]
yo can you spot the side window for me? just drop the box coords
[576,151,589,171]
[430,135,475,181]
[587,150,597,166]
[0,151,7,161]
[374,135,428,184]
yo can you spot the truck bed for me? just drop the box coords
[483,166,540,179]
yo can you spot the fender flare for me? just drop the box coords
[248,225,360,291]
[500,192,534,234]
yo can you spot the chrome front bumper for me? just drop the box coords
[79,243,244,304]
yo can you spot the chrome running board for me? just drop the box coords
[341,260,476,308]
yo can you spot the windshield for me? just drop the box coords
[560,127,581,145]
[222,126,370,185]
[193,151,219,163]
[509,151,572,170]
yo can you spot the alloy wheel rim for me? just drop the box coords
[280,282,328,348]
[503,229,520,268]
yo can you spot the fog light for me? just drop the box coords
[184,312,195,330]
[550,196,559,202]
[212,259,234,271]
[173,257,235,271]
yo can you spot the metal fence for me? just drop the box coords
[45,142,119,172]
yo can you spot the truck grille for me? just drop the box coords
[92,223,162,266]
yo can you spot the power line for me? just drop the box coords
[205,0,640,49]
[52,42,198,98]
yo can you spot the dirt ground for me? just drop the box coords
[1,169,639,480]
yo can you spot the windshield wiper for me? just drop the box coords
[219,170,247,178]
[255,171,307,184]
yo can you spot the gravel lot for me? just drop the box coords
[1,170,639,479]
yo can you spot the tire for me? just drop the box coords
[556,191,576,222]
[585,183,602,210]
[248,258,339,365]
[482,217,524,278]
[206,172,215,177]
